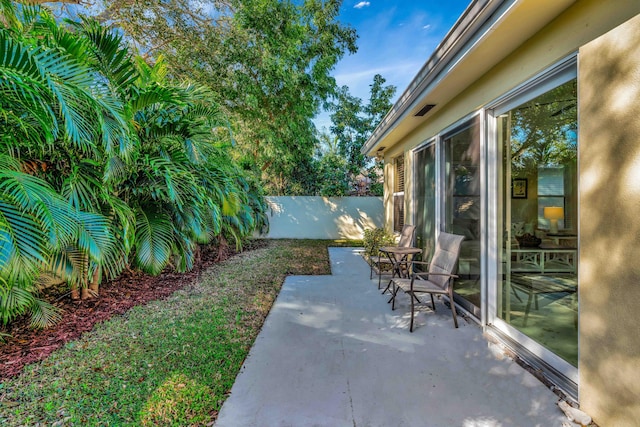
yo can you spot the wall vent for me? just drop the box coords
[415,104,436,117]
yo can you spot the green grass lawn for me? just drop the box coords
[0,239,360,426]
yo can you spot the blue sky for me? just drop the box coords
[315,0,470,130]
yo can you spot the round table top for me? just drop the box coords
[379,246,422,255]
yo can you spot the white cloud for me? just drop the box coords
[333,60,425,101]
[423,24,432,30]
[354,2,370,9]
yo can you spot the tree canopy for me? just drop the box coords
[28,0,398,196]
[318,74,395,195]
[61,0,358,194]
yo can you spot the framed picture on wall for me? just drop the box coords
[512,178,528,199]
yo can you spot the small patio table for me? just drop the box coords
[378,246,422,295]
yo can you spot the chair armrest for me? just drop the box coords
[413,271,459,279]
[409,261,431,266]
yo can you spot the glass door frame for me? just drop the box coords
[484,54,579,386]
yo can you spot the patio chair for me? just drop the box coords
[369,224,416,289]
[389,232,464,331]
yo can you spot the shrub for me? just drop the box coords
[362,228,396,256]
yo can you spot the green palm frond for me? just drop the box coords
[45,75,100,155]
[104,155,128,184]
[135,54,169,86]
[61,159,103,211]
[75,210,113,263]
[146,156,192,209]
[221,220,244,252]
[0,199,48,273]
[98,237,127,281]
[0,282,34,325]
[49,246,89,289]
[0,153,19,170]
[0,27,128,154]
[174,202,214,245]
[0,169,50,210]
[222,191,242,216]
[129,83,180,114]
[47,250,78,286]
[134,207,174,275]
[27,296,62,329]
[0,0,21,31]
[0,33,59,144]
[172,229,197,273]
[0,274,59,329]
[73,17,139,93]
[0,169,76,248]
[102,194,135,256]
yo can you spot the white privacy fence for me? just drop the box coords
[261,196,383,239]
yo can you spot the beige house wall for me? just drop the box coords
[578,13,640,427]
[263,196,383,240]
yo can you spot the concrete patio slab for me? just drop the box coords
[215,247,568,427]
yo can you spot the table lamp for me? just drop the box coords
[544,206,564,234]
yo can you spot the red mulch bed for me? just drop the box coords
[0,241,264,382]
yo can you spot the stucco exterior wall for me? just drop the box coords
[263,196,383,239]
[578,13,640,427]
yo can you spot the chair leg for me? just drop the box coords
[382,278,393,294]
[449,291,459,328]
[430,294,436,311]
[410,291,415,332]
[391,283,398,310]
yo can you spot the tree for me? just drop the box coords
[0,4,127,325]
[326,74,395,195]
[175,0,357,194]
[313,131,349,196]
[65,0,357,195]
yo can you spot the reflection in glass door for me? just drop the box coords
[444,118,481,316]
[497,78,578,367]
[414,143,436,260]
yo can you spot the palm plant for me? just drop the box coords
[116,61,231,273]
[76,22,267,273]
[0,6,127,325]
[0,4,268,327]
[0,154,115,327]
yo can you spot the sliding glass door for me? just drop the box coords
[495,76,579,370]
[444,118,482,316]
[414,143,436,260]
